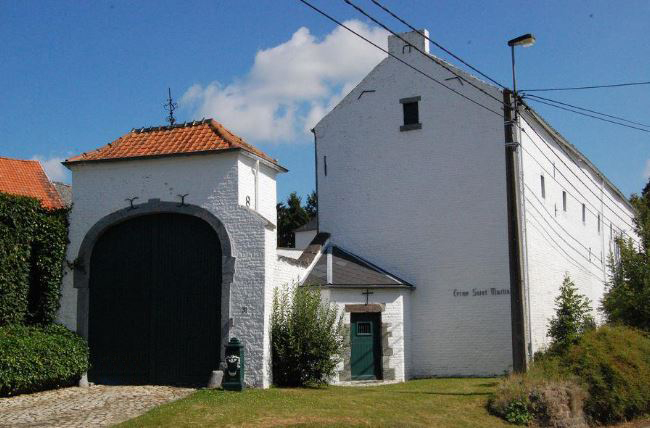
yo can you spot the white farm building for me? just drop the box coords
[57,30,638,387]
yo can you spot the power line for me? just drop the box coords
[342,0,506,108]
[520,111,642,228]
[524,97,650,134]
[524,94,650,130]
[525,214,604,281]
[524,182,599,257]
[520,143,636,239]
[368,0,505,89]
[523,81,650,92]
[520,121,640,234]
[525,199,603,270]
[296,0,503,117]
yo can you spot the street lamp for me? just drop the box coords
[507,33,536,119]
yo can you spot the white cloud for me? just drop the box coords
[644,159,650,180]
[31,156,70,183]
[181,21,387,143]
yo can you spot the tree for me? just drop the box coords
[305,191,318,219]
[601,178,650,332]
[271,285,344,386]
[276,192,310,247]
[547,274,595,353]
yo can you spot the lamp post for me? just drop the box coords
[507,33,536,120]
[504,33,535,373]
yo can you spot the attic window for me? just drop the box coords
[400,96,422,131]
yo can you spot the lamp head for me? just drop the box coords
[508,33,536,47]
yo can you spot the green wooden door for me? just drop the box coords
[88,213,221,386]
[350,312,382,380]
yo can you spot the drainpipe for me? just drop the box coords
[254,159,259,211]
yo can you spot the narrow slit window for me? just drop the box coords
[562,191,567,211]
[400,96,422,131]
[582,204,586,223]
[597,214,601,234]
[540,175,546,199]
[324,155,327,176]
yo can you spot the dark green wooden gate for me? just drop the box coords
[88,213,222,386]
[350,312,382,380]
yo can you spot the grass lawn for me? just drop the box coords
[120,378,511,427]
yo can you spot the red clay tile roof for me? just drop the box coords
[0,157,65,210]
[65,119,285,170]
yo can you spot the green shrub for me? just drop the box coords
[0,193,69,326]
[565,325,650,424]
[271,285,344,387]
[0,324,89,396]
[488,366,587,426]
[547,275,595,353]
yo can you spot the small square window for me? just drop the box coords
[357,322,372,335]
[400,96,422,131]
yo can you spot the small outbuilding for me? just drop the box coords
[58,119,286,388]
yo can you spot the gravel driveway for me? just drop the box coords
[0,385,194,427]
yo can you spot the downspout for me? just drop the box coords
[504,89,528,372]
[311,128,319,233]
[254,159,260,211]
[517,109,533,365]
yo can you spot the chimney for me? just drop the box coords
[387,29,430,56]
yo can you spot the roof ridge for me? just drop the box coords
[0,156,40,163]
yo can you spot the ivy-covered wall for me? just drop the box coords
[0,193,69,326]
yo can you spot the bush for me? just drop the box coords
[0,324,89,396]
[0,193,69,326]
[564,325,650,424]
[271,285,344,387]
[491,326,650,426]
[489,360,587,426]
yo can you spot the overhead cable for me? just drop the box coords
[297,0,503,117]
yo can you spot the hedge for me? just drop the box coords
[490,326,650,425]
[0,193,68,326]
[565,325,650,424]
[0,324,89,396]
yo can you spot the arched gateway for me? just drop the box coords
[88,212,221,385]
[61,119,286,387]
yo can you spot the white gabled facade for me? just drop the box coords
[59,148,284,388]
[313,29,639,378]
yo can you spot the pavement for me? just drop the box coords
[0,385,194,427]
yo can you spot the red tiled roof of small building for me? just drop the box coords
[65,119,284,169]
[0,157,65,210]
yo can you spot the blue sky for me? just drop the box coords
[1,0,648,203]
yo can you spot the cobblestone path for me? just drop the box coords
[0,385,194,427]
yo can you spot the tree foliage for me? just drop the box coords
[547,275,595,353]
[0,193,69,326]
[276,191,316,248]
[602,178,650,332]
[271,285,344,387]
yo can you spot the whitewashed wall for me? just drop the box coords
[315,30,513,377]
[58,152,277,387]
[519,113,639,354]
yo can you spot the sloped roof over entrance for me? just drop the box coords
[64,119,286,171]
[304,246,413,288]
[0,157,65,210]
